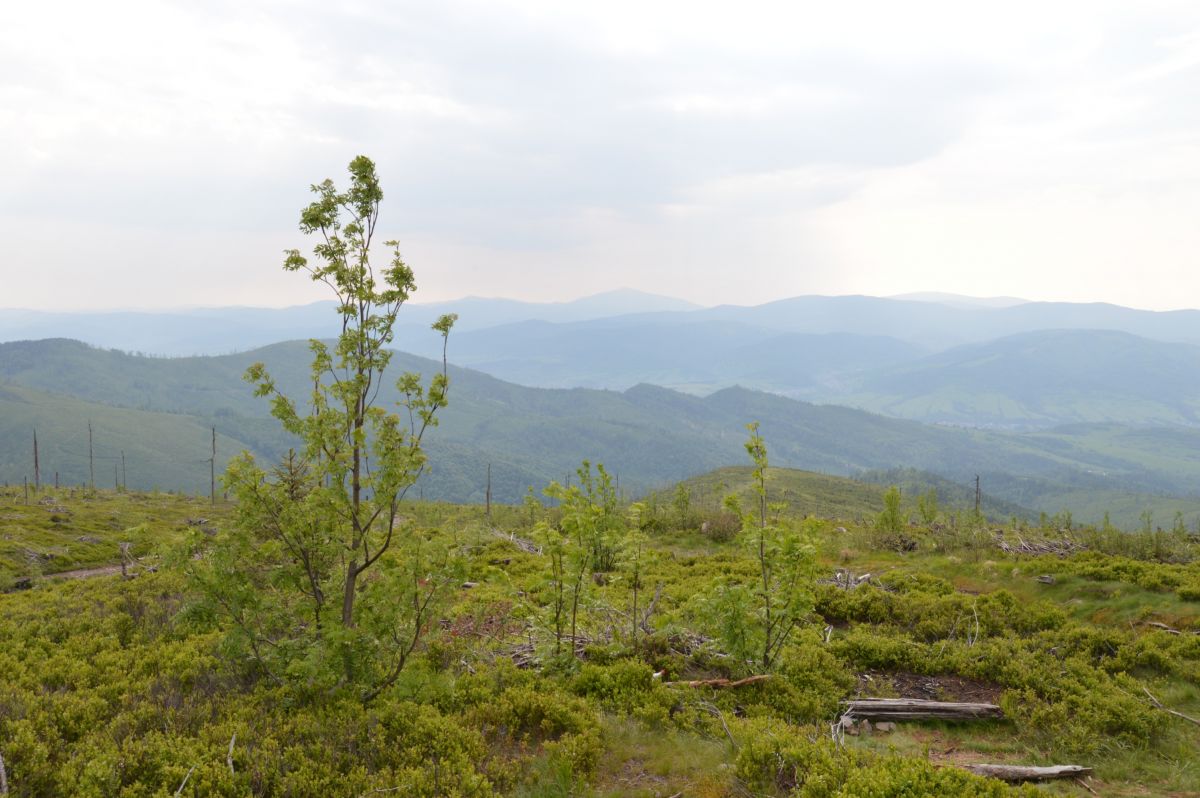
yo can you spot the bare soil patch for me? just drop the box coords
[856,670,1003,703]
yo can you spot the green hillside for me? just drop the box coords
[835,329,1200,427]
[659,465,1035,524]
[5,339,1200,528]
[0,383,277,493]
[856,467,1036,522]
[658,466,899,522]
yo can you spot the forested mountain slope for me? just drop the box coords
[834,329,1200,427]
[4,339,1200,526]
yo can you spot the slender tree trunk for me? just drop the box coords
[631,560,639,653]
[570,560,587,658]
[553,554,564,657]
[759,469,766,531]
[760,527,772,668]
[342,561,359,626]
[343,376,364,624]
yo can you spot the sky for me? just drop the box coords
[3,0,1200,311]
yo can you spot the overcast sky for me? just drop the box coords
[3,1,1200,310]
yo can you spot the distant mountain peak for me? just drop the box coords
[417,287,700,313]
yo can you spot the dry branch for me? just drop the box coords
[1143,686,1200,727]
[697,700,738,749]
[821,569,879,590]
[666,675,771,689]
[174,765,195,796]
[962,764,1092,782]
[842,698,1003,721]
[504,641,537,669]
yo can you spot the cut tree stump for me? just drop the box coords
[842,698,1003,721]
[962,764,1092,782]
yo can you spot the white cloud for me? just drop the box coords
[1,0,1199,309]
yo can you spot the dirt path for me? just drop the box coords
[44,555,158,581]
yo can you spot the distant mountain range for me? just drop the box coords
[6,290,1200,432]
[4,338,1200,528]
[6,289,1200,355]
[0,289,698,356]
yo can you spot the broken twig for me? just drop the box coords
[1143,686,1200,727]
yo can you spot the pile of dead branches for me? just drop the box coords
[491,527,542,555]
[997,534,1085,557]
[819,569,895,592]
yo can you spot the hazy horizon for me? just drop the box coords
[7,287,1200,316]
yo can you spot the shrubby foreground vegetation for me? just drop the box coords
[2,474,1200,796]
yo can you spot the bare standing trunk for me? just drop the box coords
[210,427,217,504]
[486,463,492,523]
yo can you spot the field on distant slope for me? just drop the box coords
[3,477,1200,796]
[0,487,227,588]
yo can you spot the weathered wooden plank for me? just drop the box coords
[842,698,1003,720]
[963,764,1092,782]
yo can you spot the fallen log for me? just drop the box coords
[842,698,1003,721]
[666,675,771,689]
[962,764,1092,782]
